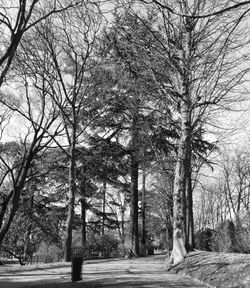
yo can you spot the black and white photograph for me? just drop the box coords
[0,1,250,287]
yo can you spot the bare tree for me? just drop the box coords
[0,66,62,244]
[127,0,250,264]
[221,150,250,222]
[139,0,250,18]
[20,2,104,261]
[195,150,250,252]
[0,0,83,87]
[195,181,227,232]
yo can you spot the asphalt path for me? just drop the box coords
[0,254,207,288]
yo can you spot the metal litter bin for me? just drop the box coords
[71,247,84,282]
[147,248,154,255]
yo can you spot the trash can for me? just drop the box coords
[71,247,84,282]
[147,248,154,255]
[71,257,83,282]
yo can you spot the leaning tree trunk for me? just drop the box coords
[0,148,36,245]
[64,129,76,262]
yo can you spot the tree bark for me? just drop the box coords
[172,143,187,263]
[186,166,195,250]
[80,167,87,247]
[141,166,147,256]
[172,100,191,264]
[23,183,34,263]
[81,198,86,247]
[102,181,106,237]
[64,129,76,262]
[117,191,126,257]
[130,154,139,256]
[0,147,36,245]
[171,10,195,263]
[130,114,140,257]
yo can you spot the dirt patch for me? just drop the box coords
[168,251,250,288]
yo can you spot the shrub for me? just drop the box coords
[34,242,63,263]
[195,228,213,251]
[84,232,119,258]
[212,220,236,253]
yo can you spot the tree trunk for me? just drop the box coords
[102,181,106,237]
[121,206,125,257]
[23,185,34,264]
[186,168,195,250]
[130,154,139,256]
[0,149,35,245]
[172,156,187,264]
[141,166,146,256]
[117,191,126,257]
[171,14,195,263]
[172,103,191,264]
[81,197,86,247]
[64,130,76,262]
[130,114,140,257]
[80,167,87,247]
[23,223,32,263]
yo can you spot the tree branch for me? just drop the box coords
[140,0,250,18]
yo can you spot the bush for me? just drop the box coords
[84,232,119,259]
[233,222,250,253]
[195,220,250,254]
[34,242,63,263]
[212,220,237,253]
[195,228,213,251]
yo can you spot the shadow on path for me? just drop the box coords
[0,254,206,288]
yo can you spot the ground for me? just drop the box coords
[0,254,206,288]
[168,251,250,288]
[0,252,250,288]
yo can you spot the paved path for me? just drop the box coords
[0,255,207,288]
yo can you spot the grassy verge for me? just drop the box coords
[168,250,250,288]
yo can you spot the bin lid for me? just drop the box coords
[71,246,84,259]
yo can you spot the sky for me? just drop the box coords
[1,0,250,153]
